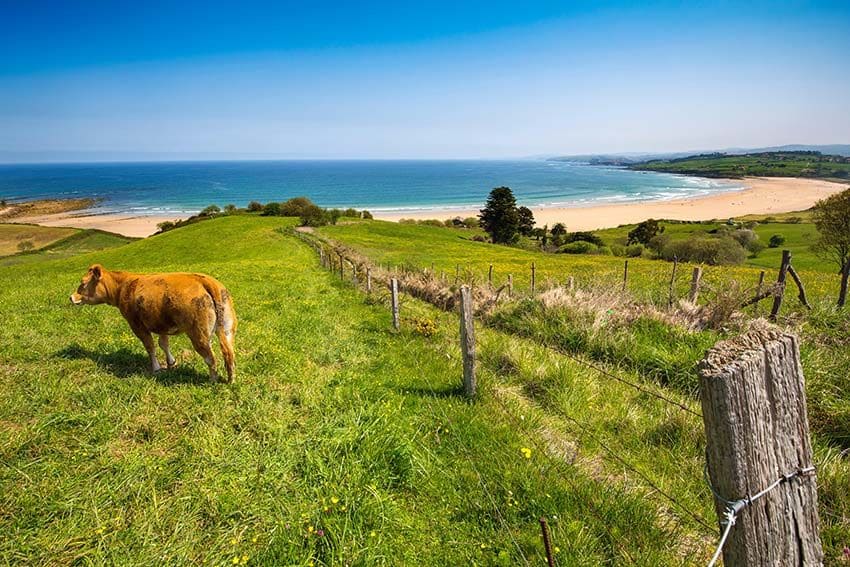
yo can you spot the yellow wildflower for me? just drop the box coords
[521,447,532,459]
[331,496,339,504]
[232,557,240,565]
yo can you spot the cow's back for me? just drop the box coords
[118,272,225,335]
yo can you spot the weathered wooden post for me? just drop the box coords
[488,264,494,286]
[366,268,372,293]
[787,265,812,310]
[699,324,822,567]
[622,260,629,293]
[668,256,679,307]
[319,248,325,267]
[507,274,513,297]
[351,262,357,285]
[688,266,702,303]
[769,250,791,321]
[390,278,400,331]
[459,285,476,397]
[531,263,536,295]
[338,253,345,279]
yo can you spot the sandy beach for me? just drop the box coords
[373,177,848,230]
[5,176,847,237]
[9,211,182,238]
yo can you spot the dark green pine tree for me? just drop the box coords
[517,206,535,236]
[479,187,520,244]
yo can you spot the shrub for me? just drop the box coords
[626,243,645,257]
[420,219,445,227]
[156,221,176,233]
[769,234,786,248]
[471,235,488,242]
[224,204,237,214]
[328,209,342,225]
[17,240,34,252]
[648,233,671,253]
[596,245,613,256]
[564,231,604,247]
[362,210,373,220]
[300,204,328,227]
[558,241,598,254]
[660,236,747,265]
[199,204,221,216]
[730,228,758,249]
[279,197,315,217]
[411,317,438,338]
[787,216,803,224]
[610,243,626,257]
[747,240,766,256]
[463,217,479,229]
[342,208,358,218]
[262,202,282,216]
[247,201,264,212]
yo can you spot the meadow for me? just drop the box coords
[1,215,713,565]
[1,214,848,564]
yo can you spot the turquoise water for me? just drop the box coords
[0,160,743,216]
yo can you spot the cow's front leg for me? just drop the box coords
[158,334,177,369]
[131,326,161,373]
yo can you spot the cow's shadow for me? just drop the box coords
[56,344,211,385]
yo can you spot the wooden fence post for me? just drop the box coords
[668,257,679,307]
[390,278,400,331]
[698,325,822,566]
[769,250,791,321]
[531,263,536,295]
[488,264,494,286]
[567,276,575,292]
[459,285,476,397]
[622,260,629,293]
[338,253,345,279]
[366,268,372,293]
[688,266,702,303]
[507,274,513,298]
[351,262,357,285]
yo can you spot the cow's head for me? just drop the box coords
[70,264,108,305]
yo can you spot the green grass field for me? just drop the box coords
[0,224,133,267]
[1,215,724,565]
[630,152,850,179]
[2,215,848,564]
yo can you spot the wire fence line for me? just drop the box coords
[290,229,812,565]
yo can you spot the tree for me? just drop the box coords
[199,204,221,217]
[812,187,850,306]
[247,201,264,212]
[517,206,535,236]
[768,234,785,248]
[262,202,282,216]
[280,196,315,216]
[224,204,237,214]
[551,223,567,237]
[628,219,664,245]
[479,187,520,244]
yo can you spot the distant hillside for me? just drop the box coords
[628,151,850,179]
[548,144,850,165]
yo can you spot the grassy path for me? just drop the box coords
[0,216,712,565]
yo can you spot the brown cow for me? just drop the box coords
[70,264,237,382]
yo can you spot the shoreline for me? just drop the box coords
[3,176,846,237]
[372,177,847,229]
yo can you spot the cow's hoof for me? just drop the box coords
[167,362,178,370]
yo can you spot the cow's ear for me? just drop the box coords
[89,264,102,280]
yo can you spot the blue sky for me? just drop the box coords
[1,0,849,161]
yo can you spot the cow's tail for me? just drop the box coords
[203,280,237,382]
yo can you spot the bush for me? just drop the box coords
[262,202,282,216]
[420,219,445,227]
[199,204,221,217]
[610,243,626,257]
[787,216,803,224]
[563,231,604,247]
[660,236,747,265]
[471,235,488,242]
[17,240,34,252]
[328,209,342,225]
[558,241,598,254]
[343,208,358,218]
[769,234,786,248]
[247,201,264,212]
[156,221,176,233]
[362,210,373,220]
[648,233,671,254]
[730,228,758,249]
[747,240,766,256]
[626,243,645,257]
[596,245,613,256]
[280,197,319,217]
[463,217,479,229]
[627,219,664,245]
[297,204,324,226]
[224,204,237,214]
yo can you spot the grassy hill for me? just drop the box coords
[0,224,133,267]
[1,215,715,565]
[2,215,848,564]
[630,151,850,179]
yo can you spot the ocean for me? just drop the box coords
[0,160,743,216]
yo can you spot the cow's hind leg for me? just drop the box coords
[158,334,177,369]
[188,326,218,382]
[216,321,236,383]
[131,326,161,373]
